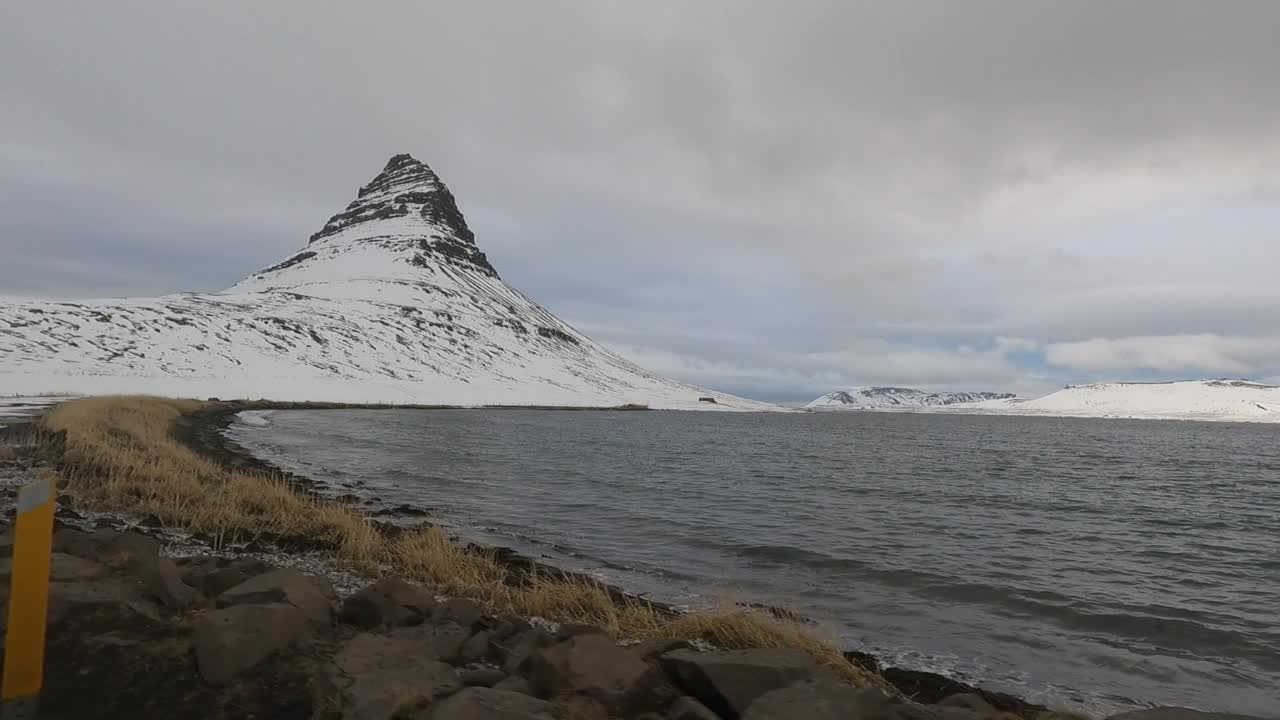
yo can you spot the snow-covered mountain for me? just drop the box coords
[807,387,1015,409]
[969,379,1280,422]
[808,380,1280,423]
[0,154,775,410]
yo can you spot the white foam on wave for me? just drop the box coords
[234,410,275,428]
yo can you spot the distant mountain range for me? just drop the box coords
[807,380,1280,423]
[807,387,1015,409]
[0,154,774,411]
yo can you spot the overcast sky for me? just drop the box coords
[3,2,1279,402]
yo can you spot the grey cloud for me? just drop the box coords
[1045,335,1280,375]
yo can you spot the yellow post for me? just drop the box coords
[2,475,55,720]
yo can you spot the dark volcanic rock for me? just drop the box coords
[844,649,881,674]
[193,603,309,685]
[660,648,820,720]
[742,678,897,720]
[199,558,276,597]
[137,556,203,611]
[669,695,723,720]
[496,626,554,676]
[320,628,465,719]
[529,634,653,711]
[631,638,693,661]
[492,675,534,696]
[460,629,495,664]
[458,666,508,688]
[433,596,487,631]
[340,576,437,629]
[880,667,1047,716]
[429,687,558,720]
[54,527,160,569]
[217,567,334,628]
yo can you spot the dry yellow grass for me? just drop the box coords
[39,395,893,692]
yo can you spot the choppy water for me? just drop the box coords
[226,409,1280,715]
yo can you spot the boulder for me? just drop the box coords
[492,614,533,642]
[529,634,652,711]
[631,638,693,661]
[669,695,722,720]
[660,648,820,720]
[200,558,275,597]
[340,576,436,629]
[493,676,533,696]
[428,687,559,720]
[881,667,1045,715]
[460,630,495,664]
[1106,710,1270,720]
[193,603,309,685]
[496,627,554,675]
[217,567,333,627]
[743,679,898,720]
[53,528,160,569]
[559,695,609,720]
[137,556,203,610]
[433,596,486,631]
[177,556,223,588]
[459,666,508,687]
[555,623,608,642]
[323,629,464,719]
[49,553,108,582]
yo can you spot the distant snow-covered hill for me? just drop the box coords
[808,387,1015,409]
[809,380,1280,423]
[973,379,1280,422]
[0,154,774,410]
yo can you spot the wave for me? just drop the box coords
[233,410,274,427]
[735,543,848,566]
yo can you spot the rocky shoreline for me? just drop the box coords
[182,403,1051,712]
[0,407,1265,719]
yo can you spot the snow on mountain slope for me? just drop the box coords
[0,154,775,410]
[807,386,1015,409]
[985,380,1280,422]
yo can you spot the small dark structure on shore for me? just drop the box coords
[698,397,717,404]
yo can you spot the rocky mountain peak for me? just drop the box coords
[309,153,476,248]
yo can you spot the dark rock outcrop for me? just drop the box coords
[880,667,1046,716]
[305,154,498,278]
